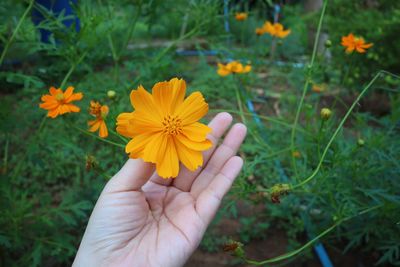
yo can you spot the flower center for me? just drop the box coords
[55,93,65,101]
[162,115,182,136]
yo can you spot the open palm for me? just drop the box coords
[73,113,247,267]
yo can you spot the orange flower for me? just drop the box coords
[39,86,83,118]
[235,12,248,21]
[292,151,301,158]
[260,22,291,38]
[255,27,265,36]
[88,101,109,138]
[311,83,327,93]
[341,33,373,53]
[217,61,252,76]
[116,78,212,178]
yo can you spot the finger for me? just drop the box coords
[190,123,247,197]
[104,159,155,193]
[195,156,243,225]
[173,112,233,192]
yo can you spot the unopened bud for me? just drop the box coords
[107,90,116,99]
[320,108,332,120]
[270,183,290,204]
[223,240,244,257]
[325,39,332,48]
[357,138,365,146]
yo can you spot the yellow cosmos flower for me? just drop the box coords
[39,86,83,118]
[341,33,373,54]
[217,61,251,77]
[260,22,291,38]
[88,101,109,138]
[235,12,248,21]
[116,78,212,178]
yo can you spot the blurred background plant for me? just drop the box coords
[1,0,399,266]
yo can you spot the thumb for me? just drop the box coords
[104,159,155,193]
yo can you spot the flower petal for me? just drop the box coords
[125,133,154,157]
[99,120,108,138]
[174,139,203,171]
[152,78,186,115]
[47,108,60,118]
[39,100,59,110]
[156,137,179,178]
[65,92,83,103]
[116,112,136,138]
[130,111,163,134]
[130,85,162,119]
[182,122,212,142]
[175,92,208,125]
[64,86,74,99]
[49,87,60,96]
[67,104,80,113]
[177,134,212,151]
[89,120,101,132]
[143,133,168,163]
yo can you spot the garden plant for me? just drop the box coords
[1,0,400,266]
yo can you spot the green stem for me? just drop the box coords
[290,0,328,178]
[234,78,247,124]
[0,0,34,66]
[243,205,382,265]
[211,109,310,136]
[2,135,9,174]
[316,120,325,159]
[60,51,88,88]
[73,125,126,148]
[292,71,383,190]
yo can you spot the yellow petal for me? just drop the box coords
[156,137,179,178]
[177,134,212,151]
[143,133,167,163]
[130,111,163,134]
[65,92,83,103]
[99,121,108,138]
[89,120,101,132]
[116,112,135,138]
[130,85,162,119]
[152,78,186,115]
[125,133,154,157]
[175,92,208,125]
[182,122,211,142]
[174,138,203,171]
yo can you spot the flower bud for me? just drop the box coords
[324,39,332,48]
[107,90,116,99]
[270,183,290,204]
[223,240,244,257]
[320,108,332,120]
[357,138,365,146]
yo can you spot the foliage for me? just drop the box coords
[0,0,399,266]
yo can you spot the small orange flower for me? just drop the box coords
[217,61,251,77]
[292,151,301,158]
[260,22,291,38]
[88,101,109,138]
[311,83,327,93]
[39,86,83,118]
[255,27,265,36]
[116,78,212,178]
[235,12,248,21]
[341,33,373,53]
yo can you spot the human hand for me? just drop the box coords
[72,112,247,267]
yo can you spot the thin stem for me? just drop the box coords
[211,109,311,136]
[235,80,247,124]
[60,51,88,88]
[290,0,328,178]
[316,120,325,159]
[2,135,9,174]
[73,125,126,148]
[0,0,34,66]
[292,71,383,190]
[243,205,382,265]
